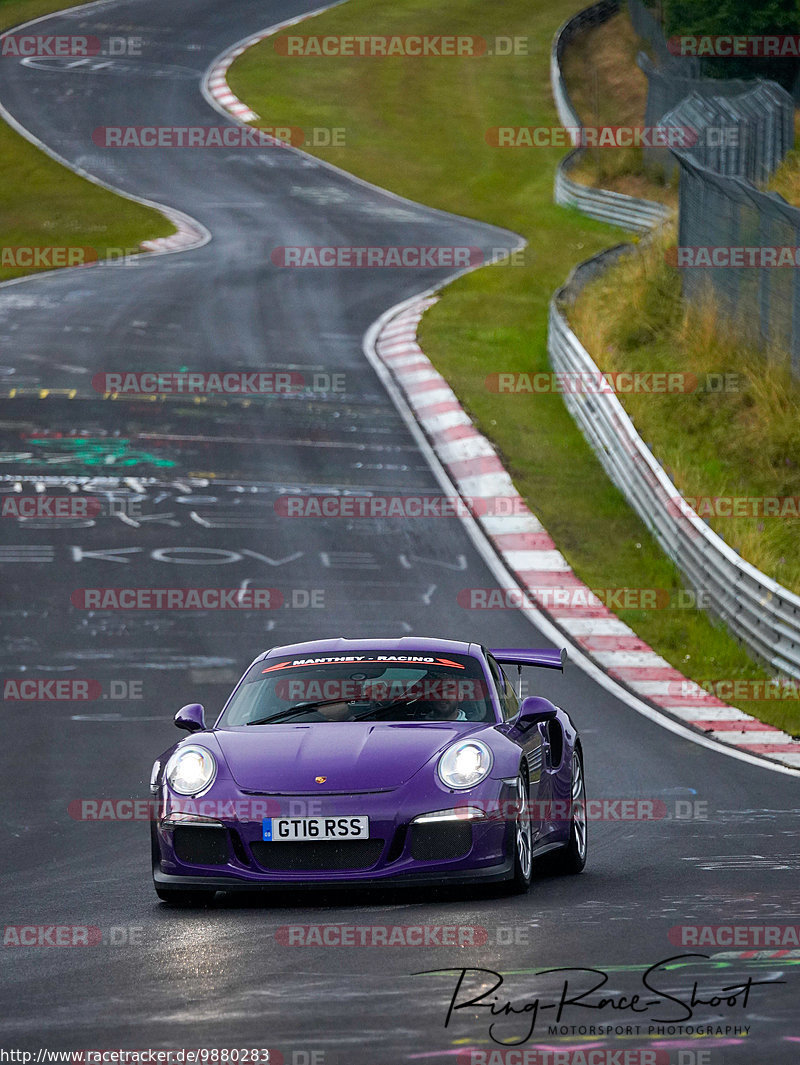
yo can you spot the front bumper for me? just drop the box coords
[152,782,517,889]
[153,857,514,892]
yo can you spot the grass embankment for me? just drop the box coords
[768,113,800,204]
[0,0,175,283]
[570,231,800,595]
[560,10,677,206]
[228,0,800,734]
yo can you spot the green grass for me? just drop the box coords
[767,131,800,206]
[228,0,800,735]
[0,0,175,283]
[570,226,800,597]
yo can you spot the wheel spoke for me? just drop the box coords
[571,753,587,860]
[516,775,532,879]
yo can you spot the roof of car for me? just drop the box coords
[260,636,480,660]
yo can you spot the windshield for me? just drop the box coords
[219,650,495,726]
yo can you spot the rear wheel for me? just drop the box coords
[506,769,533,893]
[548,747,587,875]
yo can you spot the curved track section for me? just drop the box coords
[0,2,797,1061]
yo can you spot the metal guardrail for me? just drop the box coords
[548,5,800,679]
[550,276,800,680]
[555,148,672,231]
[551,2,673,232]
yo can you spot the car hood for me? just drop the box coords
[214,722,484,793]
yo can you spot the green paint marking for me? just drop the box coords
[22,437,176,468]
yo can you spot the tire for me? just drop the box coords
[154,885,216,906]
[150,819,161,867]
[506,768,534,894]
[547,747,587,875]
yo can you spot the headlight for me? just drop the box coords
[437,740,493,790]
[164,746,216,796]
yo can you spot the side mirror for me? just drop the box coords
[517,696,558,724]
[175,703,205,732]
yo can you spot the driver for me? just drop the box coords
[426,695,468,721]
[313,701,356,721]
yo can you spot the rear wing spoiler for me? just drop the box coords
[490,648,567,672]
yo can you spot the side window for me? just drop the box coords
[501,667,520,718]
[487,654,516,720]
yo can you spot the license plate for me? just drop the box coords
[262,815,369,842]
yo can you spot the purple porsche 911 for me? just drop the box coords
[150,637,586,903]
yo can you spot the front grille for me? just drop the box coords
[250,839,384,871]
[173,826,229,865]
[229,827,250,866]
[410,821,472,862]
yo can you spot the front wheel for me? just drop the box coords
[547,747,587,875]
[506,769,534,893]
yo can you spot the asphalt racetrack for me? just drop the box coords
[0,1,797,1062]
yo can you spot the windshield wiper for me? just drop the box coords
[246,697,354,725]
[349,695,423,720]
[246,693,426,725]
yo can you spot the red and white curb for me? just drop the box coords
[139,208,208,255]
[206,40,261,123]
[155,13,289,254]
[203,3,349,126]
[375,297,800,771]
